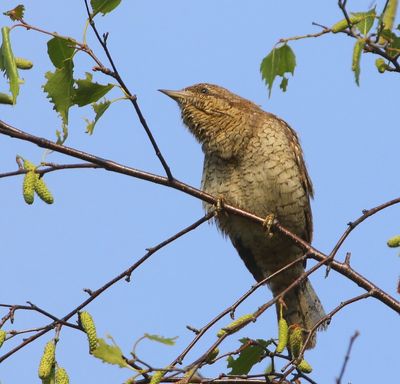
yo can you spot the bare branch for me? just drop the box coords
[336,331,360,384]
[83,0,173,179]
[0,211,215,362]
[0,119,399,314]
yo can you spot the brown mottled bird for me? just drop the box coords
[160,83,326,347]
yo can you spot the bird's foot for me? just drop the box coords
[263,213,276,238]
[213,196,226,217]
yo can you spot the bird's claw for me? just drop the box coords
[213,196,225,216]
[263,213,276,238]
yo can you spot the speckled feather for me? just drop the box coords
[161,83,326,348]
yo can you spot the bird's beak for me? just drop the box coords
[158,89,187,101]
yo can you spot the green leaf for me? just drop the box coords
[3,5,25,21]
[47,37,75,69]
[279,77,288,92]
[85,99,111,134]
[1,27,20,103]
[91,0,122,16]
[352,39,365,86]
[227,338,271,375]
[381,0,398,31]
[260,44,296,97]
[351,8,376,35]
[43,59,74,129]
[380,29,400,57]
[74,73,114,106]
[144,333,178,346]
[92,336,130,368]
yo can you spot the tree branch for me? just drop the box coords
[336,331,360,384]
[0,211,215,363]
[83,0,173,180]
[0,119,399,314]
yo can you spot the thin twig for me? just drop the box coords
[12,21,104,68]
[0,119,399,314]
[0,211,214,363]
[170,255,307,367]
[336,331,360,384]
[83,0,173,180]
[0,303,80,330]
[277,28,330,45]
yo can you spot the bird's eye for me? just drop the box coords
[200,87,209,94]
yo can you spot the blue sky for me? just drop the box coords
[0,1,399,383]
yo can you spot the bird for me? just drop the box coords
[159,83,326,348]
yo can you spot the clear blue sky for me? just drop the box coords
[1,1,399,383]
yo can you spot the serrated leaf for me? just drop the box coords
[92,337,130,368]
[47,37,75,69]
[1,27,20,103]
[227,338,271,375]
[260,44,296,97]
[144,333,178,346]
[352,39,365,86]
[74,73,114,106]
[85,99,111,134]
[351,9,376,35]
[43,59,74,128]
[91,0,122,16]
[3,5,25,21]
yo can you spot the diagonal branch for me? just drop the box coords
[0,211,215,363]
[336,330,360,384]
[0,119,399,314]
[83,0,173,180]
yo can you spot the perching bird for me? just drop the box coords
[160,83,326,348]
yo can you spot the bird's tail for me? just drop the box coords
[275,278,327,349]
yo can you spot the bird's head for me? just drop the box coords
[160,83,260,159]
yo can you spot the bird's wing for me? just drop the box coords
[279,119,314,243]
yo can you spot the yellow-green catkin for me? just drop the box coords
[38,341,56,379]
[375,58,387,73]
[0,330,6,348]
[0,92,13,104]
[15,57,33,70]
[387,235,400,248]
[41,366,55,384]
[35,177,54,204]
[217,314,254,337]
[149,370,165,384]
[55,366,70,384]
[22,160,37,204]
[205,347,219,363]
[352,39,365,72]
[79,311,98,353]
[331,15,363,33]
[276,306,288,353]
[288,325,303,359]
[297,359,313,373]
[23,170,36,204]
[23,159,36,171]
[288,325,313,373]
